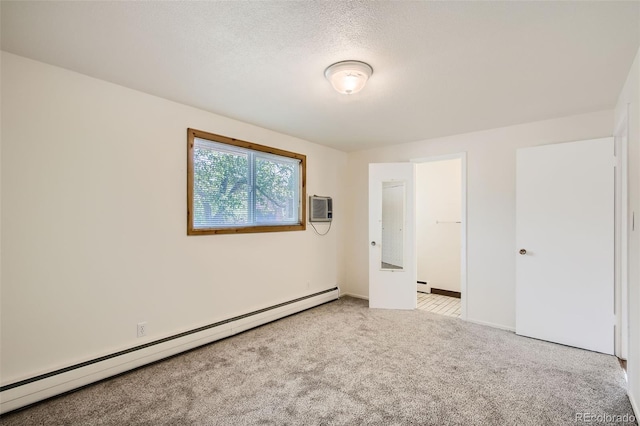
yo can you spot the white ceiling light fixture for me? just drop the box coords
[324,60,373,95]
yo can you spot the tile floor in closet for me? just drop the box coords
[417,292,461,318]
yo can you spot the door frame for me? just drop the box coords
[614,106,629,360]
[411,152,468,320]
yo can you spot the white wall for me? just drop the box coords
[615,46,640,416]
[0,52,348,385]
[344,110,614,329]
[416,159,461,292]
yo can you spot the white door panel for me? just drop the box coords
[516,138,614,354]
[369,163,416,310]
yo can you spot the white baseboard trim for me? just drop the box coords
[0,288,339,414]
[465,317,516,332]
[341,292,369,300]
[629,390,638,419]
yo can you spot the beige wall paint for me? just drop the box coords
[615,46,640,416]
[0,52,347,384]
[416,159,462,292]
[343,110,614,330]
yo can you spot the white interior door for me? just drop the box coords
[516,138,614,354]
[369,163,416,309]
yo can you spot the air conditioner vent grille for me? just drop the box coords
[309,196,332,222]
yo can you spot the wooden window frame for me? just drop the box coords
[187,128,306,235]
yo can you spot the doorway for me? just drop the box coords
[412,154,467,319]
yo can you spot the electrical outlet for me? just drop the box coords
[137,322,147,338]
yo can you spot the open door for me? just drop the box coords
[369,163,416,309]
[516,137,614,354]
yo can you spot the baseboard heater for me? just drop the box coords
[416,281,429,294]
[0,287,339,414]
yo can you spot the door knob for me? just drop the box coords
[371,241,376,246]
[519,249,527,255]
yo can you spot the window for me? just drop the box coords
[187,128,306,235]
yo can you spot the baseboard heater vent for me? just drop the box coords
[0,287,339,414]
[416,281,429,294]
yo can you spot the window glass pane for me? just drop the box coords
[193,138,249,228]
[188,129,305,235]
[255,154,300,224]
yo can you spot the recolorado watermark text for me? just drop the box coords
[575,412,636,424]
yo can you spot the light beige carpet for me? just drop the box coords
[0,296,635,425]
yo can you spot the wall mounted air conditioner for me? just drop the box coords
[309,196,332,222]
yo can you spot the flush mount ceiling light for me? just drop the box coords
[324,60,373,95]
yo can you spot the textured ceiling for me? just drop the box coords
[1,1,639,152]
